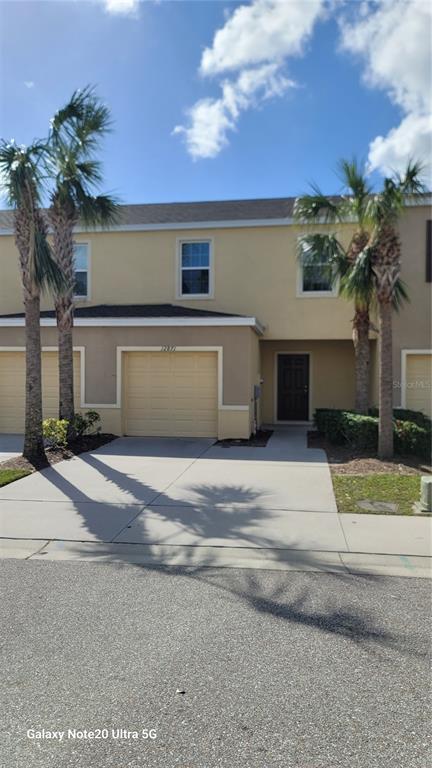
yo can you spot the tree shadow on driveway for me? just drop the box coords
[29,450,426,660]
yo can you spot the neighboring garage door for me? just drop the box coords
[0,351,81,433]
[405,354,432,418]
[124,351,218,437]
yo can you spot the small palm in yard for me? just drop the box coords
[48,86,118,430]
[0,141,63,463]
[294,159,375,414]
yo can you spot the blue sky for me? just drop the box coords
[0,1,430,204]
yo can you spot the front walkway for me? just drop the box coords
[0,428,430,577]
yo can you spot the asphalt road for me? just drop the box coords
[1,559,431,768]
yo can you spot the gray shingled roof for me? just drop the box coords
[0,304,243,319]
[1,194,430,231]
[0,198,296,231]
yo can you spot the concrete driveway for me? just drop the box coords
[0,429,430,573]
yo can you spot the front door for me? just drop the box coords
[277,354,309,421]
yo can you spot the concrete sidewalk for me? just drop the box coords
[0,430,431,578]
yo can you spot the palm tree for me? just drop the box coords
[294,160,374,413]
[363,162,426,458]
[47,87,118,431]
[0,140,63,463]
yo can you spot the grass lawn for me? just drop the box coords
[333,474,421,515]
[0,469,31,487]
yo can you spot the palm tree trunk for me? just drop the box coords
[353,306,369,414]
[56,299,75,426]
[50,205,76,438]
[378,300,394,459]
[23,292,45,463]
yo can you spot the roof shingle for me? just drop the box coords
[0,303,242,319]
[0,197,295,231]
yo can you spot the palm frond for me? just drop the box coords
[394,159,428,196]
[50,85,111,153]
[75,159,103,185]
[0,140,49,208]
[336,157,373,227]
[78,193,120,227]
[297,233,347,276]
[294,186,341,223]
[33,230,66,294]
[392,278,409,311]
[339,246,375,307]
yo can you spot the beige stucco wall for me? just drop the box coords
[0,325,258,438]
[260,340,357,422]
[0,222,358,340]
[391,206,432,406]
[1,202,429,412]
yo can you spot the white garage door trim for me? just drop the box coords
[116,346,249,412]
[400,348,432,411]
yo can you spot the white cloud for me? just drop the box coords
[104,0,138,16]
[368,113,432,177]
[174,0,324,159]
[340,0,432,178]
[173,63,294,160]
[201,0,324,76]
[24,81,34,89]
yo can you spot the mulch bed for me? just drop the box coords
[0,433,117,474]
[308,431,431,476]
[216,429,273,448]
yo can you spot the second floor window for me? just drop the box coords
[302,255,333,292]
[73,243,89,299]
[179,240,212,297]
[298,239,336,296]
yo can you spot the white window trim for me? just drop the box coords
[296,241,338,298]
[73,241,91,301]
[176,237,214,300]
[273,351,313,424]
[400,348,432,409]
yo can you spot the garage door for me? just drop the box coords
[405,354,432,418]
[124,351,218,437]
[0,351,81,433]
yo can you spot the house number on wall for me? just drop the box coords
[161,345,177,352]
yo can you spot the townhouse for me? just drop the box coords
[0,197,430,438]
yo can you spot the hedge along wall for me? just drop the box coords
[314,409,431,460]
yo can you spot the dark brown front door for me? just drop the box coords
[277,354,309,421]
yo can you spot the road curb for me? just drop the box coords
[0,537,430,578]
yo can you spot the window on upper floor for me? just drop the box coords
[73,243,89,299]
[297,240,337,297]
[177,240,213,298]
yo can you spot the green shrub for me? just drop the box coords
[315,407,431,459]
[43,418,69,449]
[85,410,101,434]
[71,413,87,438]
[314,409,345,443]
[71,410,101,438]
[394,420,431,460]
[369,407,430,428]
[340,413,378,451]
